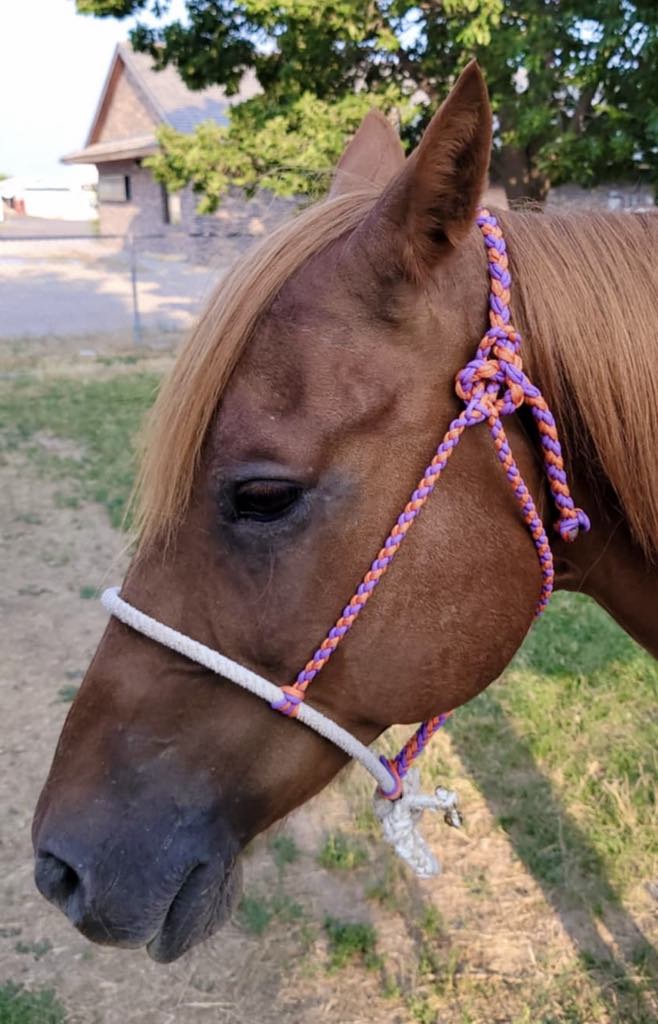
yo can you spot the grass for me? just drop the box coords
[399,590,658,1023]
[450,592,658,896]
[269,834,300,870]
[14,939,52,961]
[323,916,379,970]
[237,833,304,935]
[237,890,304,935]
[0,984,66,1024]
[317,831,368,871]
[237,894,273,936]
[0,372,160,528]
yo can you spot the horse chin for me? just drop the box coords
[146,855,243,963]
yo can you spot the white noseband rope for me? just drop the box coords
[102,586,394,790]
[101,587,461,877]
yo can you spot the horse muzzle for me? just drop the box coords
[32,792,243,962]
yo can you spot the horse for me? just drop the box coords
[32,61,658,962]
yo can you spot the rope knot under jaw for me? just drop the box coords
[377,756,404,801]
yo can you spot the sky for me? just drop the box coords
[0,0,186,179]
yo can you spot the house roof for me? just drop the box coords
[62,42,259,165]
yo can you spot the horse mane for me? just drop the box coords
[135,190,658,559]
[501,208,658,556]
[133,189,379,548]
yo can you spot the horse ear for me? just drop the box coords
[329,109,406,197]
[366,61,492,280]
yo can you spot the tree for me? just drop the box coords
[77,1,658,205]
[146,89,413,212]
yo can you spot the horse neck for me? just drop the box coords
[507,209,658,657]
[555,495,658,659]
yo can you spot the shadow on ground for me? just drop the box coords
[446,687,658,1021]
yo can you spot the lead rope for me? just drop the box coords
[102,209,589,878]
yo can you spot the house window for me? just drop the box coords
[98,174,131,203]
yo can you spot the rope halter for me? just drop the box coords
[102,209,589,877]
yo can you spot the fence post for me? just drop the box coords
[129,232,142,345]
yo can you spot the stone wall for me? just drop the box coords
[96,159,298,263]
[181,187,299,264]
[97,160,167,239]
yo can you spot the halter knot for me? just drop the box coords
[455,343,527,415]
[271,684,306,718]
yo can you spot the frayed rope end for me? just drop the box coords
[373,768,462,878]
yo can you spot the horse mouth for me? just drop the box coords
[146,856,243,963]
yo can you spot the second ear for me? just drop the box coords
[330,110,406,198]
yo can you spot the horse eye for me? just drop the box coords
[231,479,303,522]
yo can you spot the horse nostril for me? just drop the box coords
[35,851,81,910]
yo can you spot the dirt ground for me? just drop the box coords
[0,353,656,1023]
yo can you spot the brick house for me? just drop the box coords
[62,42,269,246]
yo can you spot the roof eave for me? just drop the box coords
[62,138,160,165]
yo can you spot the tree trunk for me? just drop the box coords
[493,145,550,207]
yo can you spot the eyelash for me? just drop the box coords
[230,479,304,523]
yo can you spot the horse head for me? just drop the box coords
[33,63,548,961]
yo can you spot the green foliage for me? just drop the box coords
[317,831,367,871]
[76,0,148,15]
[0,984,65,1024]
[323,915,379,970]
[407,995,436,1024]
[269,892,304,923]
[147,88,412,210]
[77,1,658,203]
